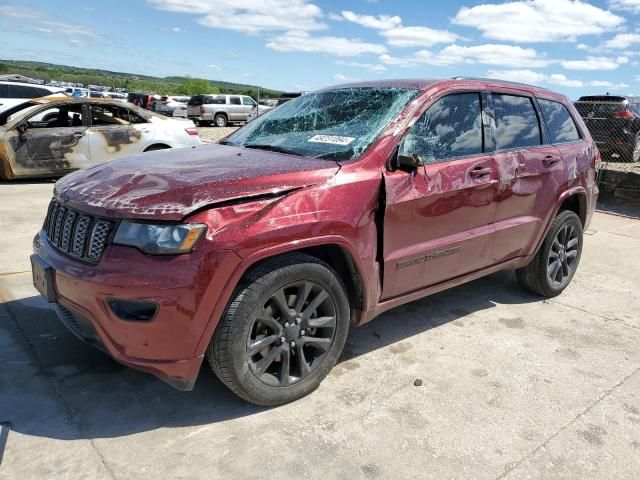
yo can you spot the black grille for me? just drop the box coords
[43,199,114,263]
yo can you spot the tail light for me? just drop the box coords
[612,109,634,119]
[185,128,199,136]
[592,148,601,170]
[200,106,205,114]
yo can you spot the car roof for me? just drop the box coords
[0,81,63,90]
[320,77,567,101]
[31,96,117,104]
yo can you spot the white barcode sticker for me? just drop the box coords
[308,135,355,146]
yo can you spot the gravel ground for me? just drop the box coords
[197,126,239,143]
[601,161,640,174]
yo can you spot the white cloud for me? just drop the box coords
[488,69,584,88]
[589,80,629,89]
[488,69,630,90]
[171,26,182,32]
[207,64,220,70]
[339,10,459,48]
[333,73,360,82]
[382,26,460,48]
[604,33,640,49]
[0,4,100,45]
[335,61,387,72]
[609,0,640,13]
[340,11,401,30]
[561,56,621,70]
[453,0,624,43]
[380,44,551,68]
[148,0,326,35]
[267,31,386,56]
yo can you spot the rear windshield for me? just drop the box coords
[226,87,419,162]
[574,101,626,118]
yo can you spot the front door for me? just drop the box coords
[7,103,90,177]
[382,92,499,300]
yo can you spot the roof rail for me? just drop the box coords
[451,76,552,91]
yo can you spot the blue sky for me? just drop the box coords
[0,0,638,98]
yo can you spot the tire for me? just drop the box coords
[516,210,583,297]
[208,253,350,406]
[214,113,228,128]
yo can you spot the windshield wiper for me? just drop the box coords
[243,144,301,156]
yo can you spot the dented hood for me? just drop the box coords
[55,144,339,220]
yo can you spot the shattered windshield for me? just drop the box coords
[225,87,419,161]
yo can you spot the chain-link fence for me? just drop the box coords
[574,96,640,206]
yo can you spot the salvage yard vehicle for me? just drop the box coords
[187,93,257,126]
[574,95,640,163]
[0,80,65,113]
[31,79,599,405]
[0,96,201,180]
[152,95,190,118]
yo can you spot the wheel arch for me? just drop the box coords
[143,143,172,152]
[556,188,588,226]
[193,237,369,356]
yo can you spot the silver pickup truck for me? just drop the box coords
[187,94,258,127]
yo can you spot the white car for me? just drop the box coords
[0,97,202,180]
[0,81,65,114]
[152,95,190,118]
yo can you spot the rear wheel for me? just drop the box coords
[214,113,228,128]
[516,210,583,297]
[208,253,350,406]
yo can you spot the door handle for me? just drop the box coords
[543,155,560,167]
[470,166,492,178]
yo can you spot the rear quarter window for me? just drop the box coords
[493,94,541,150]
[538,99,581,144]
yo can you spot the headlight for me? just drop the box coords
[113,221,207,255]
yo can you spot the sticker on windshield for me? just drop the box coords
[308,135,355,146]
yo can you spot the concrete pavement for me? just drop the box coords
[1,182,639,479]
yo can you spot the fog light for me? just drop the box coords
[108,299,158,322]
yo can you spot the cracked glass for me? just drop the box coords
[225,87,419,161]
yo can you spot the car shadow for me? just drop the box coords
[1,270,540,441]
[0,178,57,186]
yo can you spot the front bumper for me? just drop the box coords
[32,230,241,390]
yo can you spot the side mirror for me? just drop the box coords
[398,153,424,169]
[17,122,29,137]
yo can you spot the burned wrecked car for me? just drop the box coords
[32,79,599,405]
[0,97,201,180]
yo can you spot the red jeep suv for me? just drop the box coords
[32,79,600,405]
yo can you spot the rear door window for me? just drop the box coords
[401,92,484,164]
[538,99,581,144]
[229,96,241,106]
[493,94,542,150]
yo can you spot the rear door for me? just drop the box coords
[228,96,243,120]
[86,103,150,165]
[382,91,499,299]
[489,92,566,263]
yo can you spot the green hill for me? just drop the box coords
[0,60,283,98]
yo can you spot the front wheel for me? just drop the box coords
[516,210,583,297]
[208,253,350,406]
